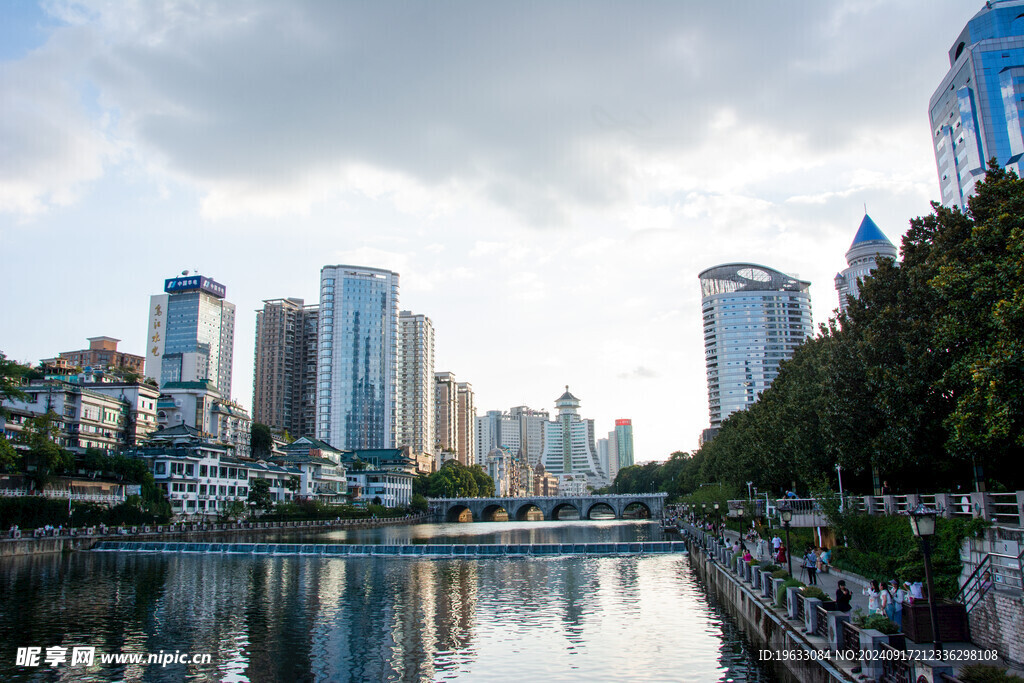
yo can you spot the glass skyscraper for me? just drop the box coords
[614,419,634,469]
[316,265,399,450]
[699,264,813,429]
[145,275,235,396]
[930,0,1024,209]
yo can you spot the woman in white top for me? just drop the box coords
[863,579,882,614]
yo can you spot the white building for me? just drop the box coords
[1,379,158,452]
[834,214,898,313]
[698,263,813,429]
[540,387,607,490]
[396,311,435,460]
[347,470,414,508]
[316,265,399,450]
[156,381,252,458]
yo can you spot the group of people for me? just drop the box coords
[862,578,923,629]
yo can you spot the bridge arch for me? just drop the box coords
[585,502,617,520]
[445,504,474,523]
[621,501,652,519]
[513,503,545,521]
[480,504,511,522]
[550,502,581,520]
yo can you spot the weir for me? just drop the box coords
[90,540,689,557]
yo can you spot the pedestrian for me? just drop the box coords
[776,543,787,566]
[835,580,853,612]
[772,534,782,554]
[980,570,993,594]
[908,580,924,602]
[891,580,906,629]
[803,547,818,585]
[864,580,881,614]
[883,580,897,623]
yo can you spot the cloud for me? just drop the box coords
[1,0,964,222]
[618,366,659,380]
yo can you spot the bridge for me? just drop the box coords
[427,493,668,523]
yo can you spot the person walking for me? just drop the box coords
[803,547,818,586]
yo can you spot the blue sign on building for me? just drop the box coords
[164,276,227,298]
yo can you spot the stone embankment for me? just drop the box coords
[684,525,960,683]
[0,514,428,558]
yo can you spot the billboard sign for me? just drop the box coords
[164,276,226,298]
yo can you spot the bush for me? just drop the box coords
[801,586,828,601]
[959,664,1024,683]
[771,569,790,580]
[854,611,900,635]
[760,563,781,573]
[776,578,804,607]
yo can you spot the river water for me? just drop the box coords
[0,520,774,682]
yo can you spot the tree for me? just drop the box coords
[410,493,428,513]
[0,438,20,471]
[248,478,274,511]
[0,351,29,415]
[21,412,74,488]
[251,423,273,458]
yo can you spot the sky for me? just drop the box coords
[0,0,983,463]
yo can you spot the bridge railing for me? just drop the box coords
[725,491,1024,528]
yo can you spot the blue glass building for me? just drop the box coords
[316,265,399,450]
[930,0,1024,209]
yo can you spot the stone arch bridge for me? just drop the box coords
[428,493,668,522]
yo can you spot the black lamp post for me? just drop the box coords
[778,500,793,577]
[714,501,721,539]
[909,504,943,654]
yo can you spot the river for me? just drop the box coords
[0,520,774,682]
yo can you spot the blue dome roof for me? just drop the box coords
[850,214,892,248]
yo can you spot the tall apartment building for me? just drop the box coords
[56,337,144,375]
[146,274,235,397]
[456,382,475,466]
[699,264,813,430]
[434,371,458,454]
[252,297,319,438]
[396,311,435,457]
[510,405,548,466]
[541,387,606,489]
[316,265,399,450]
[929,0,1024,209]
[834,215,898,313]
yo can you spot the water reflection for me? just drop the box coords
[0,521,773,682]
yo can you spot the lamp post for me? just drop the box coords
[909,504,943,654]
[778,500,793,577]
[835,463,844,512]
[714,501,721,540]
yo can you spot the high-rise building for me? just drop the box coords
[434,371,458,455]
[456,382,475,466]
[316,265,399,450]
[252,297,319,438]
[834,215,898,313]
[614,419,634,469]
[541,387,606,489]
[146,274,235,396]
[929,0,1024,209]
[510,405,548,466]
[699,264,813,429]
[396,311,435,457]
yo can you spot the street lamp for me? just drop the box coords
[714,501,721,539]
[835,463,845,512]
[909,504,943,654]
[778,500,793,577]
